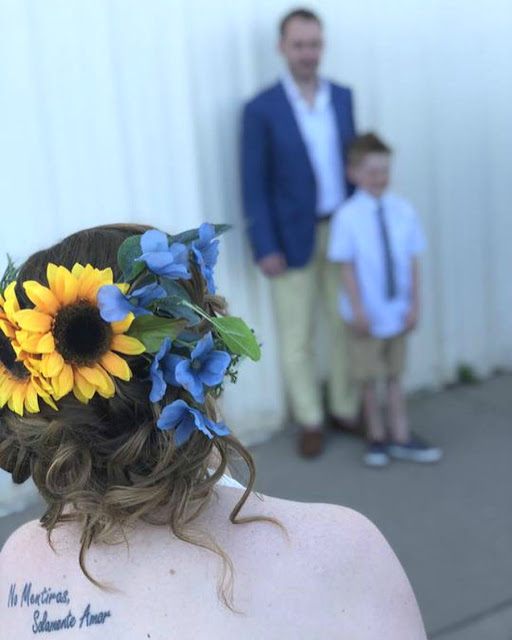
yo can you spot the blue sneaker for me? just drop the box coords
[363,441,390,467]
[387,436,443,463]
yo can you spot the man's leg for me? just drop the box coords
[317,223,358,422]
[269,264,323,430]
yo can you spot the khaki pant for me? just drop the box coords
[269,223,357,426]
[346,331,407,383]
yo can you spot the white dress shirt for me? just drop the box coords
[327,189,426,337]
[282,72,345,216]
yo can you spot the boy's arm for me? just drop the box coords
[405,257,420,332]
[341,262,369,335]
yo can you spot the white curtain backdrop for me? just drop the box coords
[0,0,511,466]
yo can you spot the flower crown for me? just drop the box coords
[0,224,260,446]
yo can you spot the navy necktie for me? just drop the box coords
[376,202,396,299]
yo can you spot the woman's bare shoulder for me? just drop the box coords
[223,486,379,542]
[0,519,47,569]
[211,486,392,568]
[217,487,427,639]
[1,519,44,555]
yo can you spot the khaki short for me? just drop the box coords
[346,330,407,383]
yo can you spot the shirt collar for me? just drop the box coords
[281,69,331,111]
[354,188,392,207]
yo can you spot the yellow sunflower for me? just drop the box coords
[0,281,21,344]
[14,263,144,404]
[0,283,55,415]
[0,360,56,415]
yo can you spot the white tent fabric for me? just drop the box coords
[0,0,511,476]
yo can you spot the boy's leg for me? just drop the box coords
[384,335,409,442]
[317,223,358,421]
[346,332,384,440]
[387,376,410,443]
[384,336,443,462]
[362,379,386,442]
[347,332,390,466]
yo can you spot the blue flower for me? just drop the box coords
[97,282,166,322]
[138,229,191,279]
[149,337,173,402]
[131,282,166,308]
[97,285,133,322]
[165,332,230,403]
[156,399,229,446]
[192,223,219,294]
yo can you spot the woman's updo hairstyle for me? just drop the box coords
[0,223,268,608]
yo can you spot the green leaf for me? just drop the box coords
[169,223,231,246]
[150,297,199,326]
[126,315,187,353]
[159,278,191,301]
[128,271,156,290]
[208,316,261,361]
[148,280,197,325]
[117,235,144,281]
[0,254,19,296]
[179,301,260,361]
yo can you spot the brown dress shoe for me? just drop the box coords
[298,428,324,458]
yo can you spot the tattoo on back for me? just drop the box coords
[7,582,112,634]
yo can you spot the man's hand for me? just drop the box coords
[353,309,370,335]
[404,306,419,332]
[258,252,287,277]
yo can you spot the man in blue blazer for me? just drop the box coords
[241,8,359,457]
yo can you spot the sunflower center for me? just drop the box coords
[0,333,29,379]
[53,301,112,366]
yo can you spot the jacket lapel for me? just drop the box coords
[275,82,315,177]
[330,85,349,145]
[330,85,355,195]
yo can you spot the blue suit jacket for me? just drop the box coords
[241,80,355,267]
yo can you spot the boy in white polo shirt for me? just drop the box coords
[328,133,442,466]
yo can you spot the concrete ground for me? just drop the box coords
[1,374,511,638]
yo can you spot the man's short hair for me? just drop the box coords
[279,8,322,37]
[347,133,392,166]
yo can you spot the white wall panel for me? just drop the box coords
[0,0,511,449]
